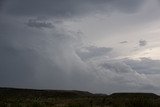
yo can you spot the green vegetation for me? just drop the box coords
[0,87,160,107]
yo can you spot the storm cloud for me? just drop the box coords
[1,0,160,94]
[2,0,146,17]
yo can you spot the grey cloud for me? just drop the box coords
[120,41,128,44]
[123,58,160,74]
[0,17,98,91]
[76,46,113,61]
[2,17,153,93]
[100,61,135,74]
[2,0,146,17]
[139,40,147,47]
[95,58,160,92]
[26,18,54,29]
[0,45,44,87]
[76,47,160,92]
[1,0,160,94]
[110,0,145,13]
[0,0,5,10]
[96,58,160,92]
[0,19,159,93]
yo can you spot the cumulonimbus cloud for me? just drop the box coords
[1,0,160,94]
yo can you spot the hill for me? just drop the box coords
[110,92,159,98]
[0,87,160,107]
[0,87,94,98]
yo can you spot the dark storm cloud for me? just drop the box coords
[0,18,159,92]
[2,0,145,17]
[0,17,96,90]
[0,19,51,87]
[26,18,54,29]
[76,46,113,61]
[0,0,5,10]
[1,0,160,93]
[0,45,37,86]
[109,0,145,13]
[139,40,147,47]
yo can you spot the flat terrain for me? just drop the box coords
[0,87,160,107]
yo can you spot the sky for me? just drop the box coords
[1,0,160,94]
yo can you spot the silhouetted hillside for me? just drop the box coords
[0,87,160,107]
[110,93,159,99]
[0,87,94,98]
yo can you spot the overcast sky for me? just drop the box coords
[1,0,160,94]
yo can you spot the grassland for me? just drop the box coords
[0,87,160,107]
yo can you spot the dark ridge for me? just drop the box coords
[0,87,159,99]
[0,87,94,98]
[110,93,159,98]
[1,87,160,107]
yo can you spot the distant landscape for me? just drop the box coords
[0,87,160,107]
